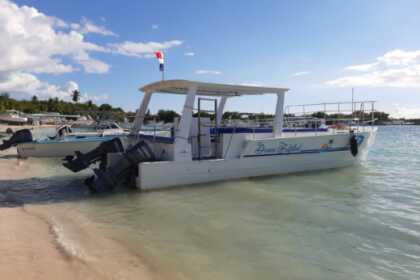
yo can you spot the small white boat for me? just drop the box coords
[60,121,126,137]
[15,122,126,158]
[17,134,119,158]
[0,110,28,124]
[64,80,377,191]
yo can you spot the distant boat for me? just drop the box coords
[16,121,127,157]
[70,115,96,128]
[0,110,28,125]
[382,120,415,125]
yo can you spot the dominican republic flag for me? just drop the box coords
[154,51,164,72]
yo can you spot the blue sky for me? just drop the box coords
[2,0,420,117]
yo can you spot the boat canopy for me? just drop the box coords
[140,79,289,96]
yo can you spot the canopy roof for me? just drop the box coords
[140,79,289,96]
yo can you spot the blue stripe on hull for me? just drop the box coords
[243,146,349,157]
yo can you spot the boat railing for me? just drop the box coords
[140,100,377,142]
[138,125,174,141]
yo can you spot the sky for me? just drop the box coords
[1,0,420,118]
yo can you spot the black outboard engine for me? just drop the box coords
[63,137,124,172]
[57,125,72,137]
[350,133,358,156]
[0,129,33,151]
[85,140,155,193]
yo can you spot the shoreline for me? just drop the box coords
[0,207,101,279]
[0,147,161,280]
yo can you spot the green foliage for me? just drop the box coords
[311,111,327,118]
[0,94,126,121]
[72,90,80,103]
[157,110,180,123]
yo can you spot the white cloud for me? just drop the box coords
[344,63,378,72]
[71,17,116,36]
[0,0,114,100]
[65,80,79,93]
[0,0,110,75]
[0,72,108,101]
[184,52,195,56]
[73,52,110,74]
[0,72,73,100]
[0,0,180,101]
[151,24,159,30]
[110,40,182,57]
[326,49,420,87]
[292,71,310,77]
[391,104,420,119]
[195,70,222,75]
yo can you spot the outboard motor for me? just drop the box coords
[63,137,124,172]
[57,125,72,138]
[350,133,358,156]
[85,140,155,193]
[0,129,33,151]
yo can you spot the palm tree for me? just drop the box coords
[72,90,80,103]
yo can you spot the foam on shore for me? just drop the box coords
[0,146,165,280]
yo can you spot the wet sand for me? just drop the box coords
[0,207,99,279]
[0,148,160,280]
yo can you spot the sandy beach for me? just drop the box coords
[0,147,161,280]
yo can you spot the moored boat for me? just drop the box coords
[63,79,378,191]
[16,122,127,158]
[0,110,28,125]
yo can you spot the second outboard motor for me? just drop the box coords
[350,134,358,156]
[86,140,155,193]
[0,129,33,151]
[63,137,124,172]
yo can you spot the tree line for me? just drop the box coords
[0,93,125,121]
[2,92,409,125]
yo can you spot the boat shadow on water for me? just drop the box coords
[0,175,137,207]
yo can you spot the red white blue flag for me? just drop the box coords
[154,51,164,72]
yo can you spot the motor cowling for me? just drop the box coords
[350,134,358,156]
[85,140,155,192]
[62,137,124,172]
[0,129,33,151]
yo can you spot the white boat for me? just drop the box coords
[0,110,28,124]
[17,134,119,158]
[70,115,96,128]
[65,80,376,191]
[63,121,126,137]
[16,122,126,158]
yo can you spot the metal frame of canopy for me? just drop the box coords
[132,80,290,161]
[139,79,289,96]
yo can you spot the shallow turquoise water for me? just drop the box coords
[2,126,420,279]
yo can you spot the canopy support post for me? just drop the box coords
[216,96,228,126]
[273,93,285,137]
[131,91,152,134]
[174,84,197,161]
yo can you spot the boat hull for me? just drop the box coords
[17,138,111,158]
[137,129,376,190]
[0,116,28,124]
